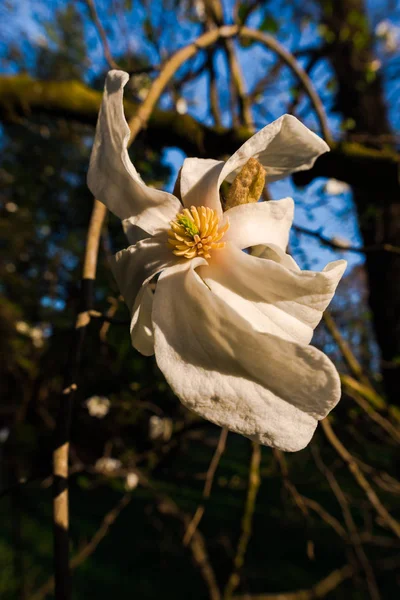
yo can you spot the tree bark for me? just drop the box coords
[317,0,400,403]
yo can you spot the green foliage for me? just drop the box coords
[260,15,279,34]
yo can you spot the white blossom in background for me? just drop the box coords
[149,415,173,441]
[85,395,111,418]
[30,326,45,348]
[5,202,18,213]
[125,472,139,490]
[331,236,352,250]
[375,19,399,53]
[87,70,347,452]
[5,263,16,273]
[38,224,51,237]
[15,321,30,335]
[95,457,122,474]
[194,0,205,19]
[370,59,381,73]
[15,321,50,348]
[175,98,188,115]
[0,428,10,444]
[325,178,350,196]
[130,73,151,101]
[376,20,391,37]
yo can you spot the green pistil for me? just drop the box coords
[177,214,199,237]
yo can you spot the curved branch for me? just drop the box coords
[1,75,399,192]
[239,27,332,144]
[232,565,353,600]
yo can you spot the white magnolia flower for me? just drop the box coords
[15,321,30,335]
[331,236,351,250]
[376,20,391,38]
[149,415,173,441]
[95,457,122,474]
[125,472,139,490]
[87,70,347,452]
[0,427,10,444]
[176,98,188,115]
[5,202,18,213]
[375,20,399,53]
[325,178,350,196]
[85,395,111,418]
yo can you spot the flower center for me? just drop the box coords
[168,206,229,260]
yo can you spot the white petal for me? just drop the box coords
[251,243,301,271]
[131,284,155,356]
[152,261,342,452]
[111,234,176,352]
[122,219,151,245]
[219,114,329,185]
[201,244,346,345]
[222,197,294,251]
[180,158,224,215]
[87,70,181,234]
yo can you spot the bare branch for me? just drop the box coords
[321,419,400,539]
[83,0,120,70]
[293,224,400,255]
[311,444,380,600]
[31,494,132,600]
[184,427,228,545]
[224,443,261,599]
[232,565,353,600]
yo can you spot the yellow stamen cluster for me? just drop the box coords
[168,206,229,260]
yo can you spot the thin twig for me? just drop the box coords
[224,443,261,600]
[273,449,308,517]
[321,419,400,539]
[183,427,228,545]
[232,554,400,598]
[232,565,353,600]
[83,0,120,70]
[52,199,106,600]
[138,470,221,600]
[239,27,332,144]
[323,311,369,384]
[311,444,380,600]
[301,496,347,539]
[340,374,386,410]
[293,224,400,255]
[345,389,400,444]
[31,494,132,600]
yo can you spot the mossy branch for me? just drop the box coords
[1,74,400,191]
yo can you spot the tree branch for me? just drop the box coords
[224,442,261,599]
[183,427,228,546]
[321,419,400,539]
[1,74,400,192]
[232,565,353,600]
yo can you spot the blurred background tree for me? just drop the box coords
[0,1,399,599]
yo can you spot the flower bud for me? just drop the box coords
[223,158,266,210]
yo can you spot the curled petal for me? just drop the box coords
[111,235,176,353]
[180,158,224,216]
[152,260,342,451]
[251,243,301,271]
[200,244,347,345]
[220,114,329,185]
[87,70,181,235]
[222,197,294,251]
[179,115,329,213]
[130,284,155,356]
